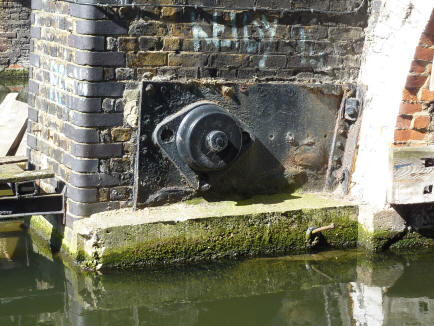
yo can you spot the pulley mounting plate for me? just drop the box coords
[134,81,341,208]
[152,101,249,189]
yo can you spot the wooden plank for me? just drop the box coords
[0,156,27,165]
[0,94,28,156]
[6,118,27,156]
[390,146,434,204]
[0,167,54,184]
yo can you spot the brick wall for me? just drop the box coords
[394,9,434,146]
[103,1,366,83]
[0,0,31,74]
[28,0,368,224]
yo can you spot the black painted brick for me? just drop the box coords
[68,199,120,216]
[69,111,123,128]
[67,185,98,203]
[28,93,35,107]
[27,134,37,150]
[75,50,125,66]
[63,153,99,173]
[67,64,104,81]
[66,95,101,113]
[71,143,123,158]
[30,27,41,39]
[69,3,107,20]
[64,213,85,227]
[28,80,39,94]
[70,172,120,187]
[28,106,38,122]
[69,34,105,51]
[29,53,39,67]
[76,20,128,36]
[62,123,99,143]
[75,81,124,97]
[31,0,42,10]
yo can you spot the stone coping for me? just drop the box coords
[77,193,355,231]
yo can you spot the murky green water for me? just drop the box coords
[1,221,434,326]
[0,79,28,104]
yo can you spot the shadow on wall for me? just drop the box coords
[393,203,434,234]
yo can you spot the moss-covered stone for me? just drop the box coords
[389,230,434,251]
[359,224,434,252]
[26,215,81,262]
[99,209,358,269]
[65,194,359,270]
[358,225,403,252]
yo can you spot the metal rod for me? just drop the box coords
[311,223,335,235]
[323,91,347,191]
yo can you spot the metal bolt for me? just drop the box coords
[206,130,229,152]
[145,84,154,94]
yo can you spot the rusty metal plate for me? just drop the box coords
[135,81,341,207]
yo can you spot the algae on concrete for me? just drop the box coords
[28,193,360,270]
[358,223,434,252]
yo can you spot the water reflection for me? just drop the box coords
[1,222,433,326]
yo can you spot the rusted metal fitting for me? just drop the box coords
[305,223,335,242]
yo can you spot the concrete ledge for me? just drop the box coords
[357,205,434,251]
[29,193,359,270]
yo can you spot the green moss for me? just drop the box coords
[26,215,82,262]
[89,207,358,270]
[389,231,434,251]
[359,225,434,252]
[358,225,403,252]
[28,194,361,271]
[27,228,56,260]
[184,197,207,205]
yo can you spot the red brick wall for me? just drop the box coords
[394,9,434,146]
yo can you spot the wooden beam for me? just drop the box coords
[6,118,27,157]
[0,156,27,165]
[0,166,54,184]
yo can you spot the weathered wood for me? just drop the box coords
[0,156,27,165]
[390,146,434,204]
[0,166,54,184]
[0,93,28,156]
[6,118,27,157]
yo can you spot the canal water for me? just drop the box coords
[1,221,433,326]
[0,79,27,104]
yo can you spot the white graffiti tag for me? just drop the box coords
[192,11,278,68]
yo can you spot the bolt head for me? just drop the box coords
[206,130,229,152]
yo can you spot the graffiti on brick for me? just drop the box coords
[192,11,277,68]
[49,60,66,106]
